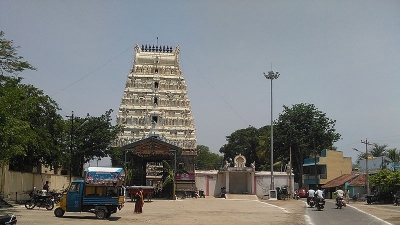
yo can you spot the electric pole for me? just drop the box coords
[361,138,373,195]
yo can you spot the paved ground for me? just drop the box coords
[1,196,399,225]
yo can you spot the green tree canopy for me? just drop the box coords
[219,126,267,171]
[196,145,223,170]
[370,169,400,192]
[69,109,122,176]
[0,31,36,75]
[269,103,341,187]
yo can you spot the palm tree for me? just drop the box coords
[161,160,188,200]
[386,148,400,162]
[357,143,388,161]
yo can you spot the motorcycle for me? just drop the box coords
[315,198,325,211]
[24,190,54,210]
[49,191,62,204]
[308,197,315,208]
[336,197,346,209]
[0,214,17,225]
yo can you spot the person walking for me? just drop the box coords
[345,189,350,204]
[134,188,144,213]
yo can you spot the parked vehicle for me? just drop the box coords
[298,189,307,198]
[54,167,125,219]
[199,189,205,198]
[336,196,346,209]
[0,214,17,225]
[315,198,325,211]
[24,190,54,210]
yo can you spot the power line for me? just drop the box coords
[181,52,248,126]
[50,45,134,97]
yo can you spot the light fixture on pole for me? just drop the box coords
[264,70,280,190]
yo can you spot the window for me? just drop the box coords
[154,82,159,88]
[69,183,81,193]
[152,116,158,123]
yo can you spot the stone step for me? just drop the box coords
[225,194,258,200]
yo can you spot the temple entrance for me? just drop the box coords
[116,136,195,198]
[219,154,256,195]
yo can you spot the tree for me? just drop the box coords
[219,126,266,170]
[386,148,400,162]
[273,103,341,188]
[0,31,37,165]
[196,145,223,170]
[0,31,36,75]
[161,160,188,200]
[370,169,400,192]
[69,110,122,177]
[357,144,389,161]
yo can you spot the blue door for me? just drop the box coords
[66,182,82,212]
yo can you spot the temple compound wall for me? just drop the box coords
[195,154,293,198]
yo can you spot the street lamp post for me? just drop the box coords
[66,111,75,182]
[264,70,280,190]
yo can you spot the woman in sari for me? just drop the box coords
[134,188,144,213]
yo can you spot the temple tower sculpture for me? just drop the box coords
[116,44,197,154]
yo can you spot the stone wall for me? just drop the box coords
[0,165,78,201]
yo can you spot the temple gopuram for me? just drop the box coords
[114,44,197,193]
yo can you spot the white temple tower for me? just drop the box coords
[116,44,197,151]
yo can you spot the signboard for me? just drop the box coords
[84,167,125,185]
[175,173,195,181]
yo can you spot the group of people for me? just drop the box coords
[306,187,325,204]
[306,186,350,205]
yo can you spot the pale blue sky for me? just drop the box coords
[2,0,400,164]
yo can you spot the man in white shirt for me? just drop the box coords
[307,188,315,205]
[315,187,324,201]
[334,186,345,205]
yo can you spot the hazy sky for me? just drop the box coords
[2,0,400,164]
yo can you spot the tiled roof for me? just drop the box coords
[348,174,366,187]
[321,174,358,188]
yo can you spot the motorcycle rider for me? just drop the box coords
[334,186,345,206]
[315,186,324,203]
[307,188,315,205]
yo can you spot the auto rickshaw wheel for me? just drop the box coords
[96,210,106,219]
[54,207,65,217]
[105,211,111,218]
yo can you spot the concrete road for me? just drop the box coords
[1,197,399,225]
[305,200,393,225]
[0,197,305,225]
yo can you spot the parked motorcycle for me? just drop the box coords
[49,191,62,204]
[315,198,325,211]
[336,197,346,209]
[24,190,54,210]
[0,214,17,225]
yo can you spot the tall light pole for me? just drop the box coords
[66,111,74,182]
[264,70,280,190]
